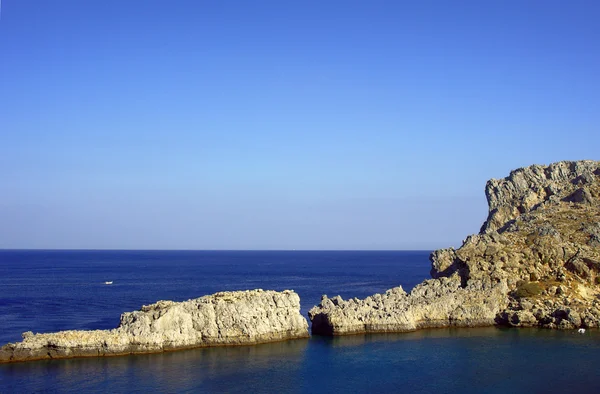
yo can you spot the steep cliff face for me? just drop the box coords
[310,160,600,335]
[481,160,600,233]
[0,289,309,363]
[436,160,600,329]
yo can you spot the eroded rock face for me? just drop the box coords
[0,289,309,363]
[481,160,600,233]
[310,275,508,335]
[309,160,600,335]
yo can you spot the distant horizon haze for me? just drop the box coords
[0,1,598,250]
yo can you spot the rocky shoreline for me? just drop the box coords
[309,275,509,335]
[3,160,599,363]
[309,160,600,334]
[0,289,309,364]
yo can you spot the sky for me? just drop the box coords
[0,0,599,250]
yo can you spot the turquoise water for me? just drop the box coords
[1,251,599,392]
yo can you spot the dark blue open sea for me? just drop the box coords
[1,250,600,393]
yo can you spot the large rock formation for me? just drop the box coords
[310,160,600,335]
[0,289,309,363]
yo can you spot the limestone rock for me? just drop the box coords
[309,160,600,335]
[309,275,508,335]
[0,289,309,363]
[481,160,599,233]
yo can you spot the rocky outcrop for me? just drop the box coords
[0,289,309,363]
[310,160,600,335]
[481,160,600,233]
[310,275,508,335]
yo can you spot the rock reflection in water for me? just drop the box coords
[4,329,600,393]
[2,338,310,392]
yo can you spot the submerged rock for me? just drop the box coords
[309,160,600,335]
[0,289,309,363]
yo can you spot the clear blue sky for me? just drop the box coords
[0,0,598,250]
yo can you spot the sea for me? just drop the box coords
[1,250,600,393]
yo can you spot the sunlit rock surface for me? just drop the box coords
[1,289,309,363]
[310,160,600,335]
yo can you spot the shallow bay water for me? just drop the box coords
[1,250,599,392]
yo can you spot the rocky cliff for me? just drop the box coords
[0,289,309,363]
[309,160,600,335]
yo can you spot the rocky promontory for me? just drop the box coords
[309,160,600,335]
[0,289,309,363]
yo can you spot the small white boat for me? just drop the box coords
[104,281,113,285]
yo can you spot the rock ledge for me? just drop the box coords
[0,289,309,363]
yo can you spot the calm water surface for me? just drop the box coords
[1,250,599,393]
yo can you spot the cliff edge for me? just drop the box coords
[309,160,600,335]
[0,289,309,363]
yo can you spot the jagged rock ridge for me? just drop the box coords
[481,160,600,233]
[0,289,309,363]
[309,160,600,335]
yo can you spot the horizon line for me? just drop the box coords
[0,248,435,252]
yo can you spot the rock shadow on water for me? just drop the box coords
[1,338,311,393]
[4,328,600,393]
[311,325,599,349]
